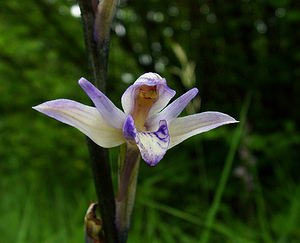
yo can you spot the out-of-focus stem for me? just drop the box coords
[95,0,118,44]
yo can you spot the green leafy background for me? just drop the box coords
[1,0,299,242]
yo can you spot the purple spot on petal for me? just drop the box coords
[123,115,137,141]
[154,120,169,142]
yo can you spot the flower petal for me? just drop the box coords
[121,72,176,116]
[168,112,238,148]
[146,88,198,130]
[123,116,170,166]
[33,99,125,148]
[79,77,126,129]
[122,115,137,142]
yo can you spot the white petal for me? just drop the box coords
[121,84,136,115]
[33,99,125,148]
[146,88,198,130]
[169,112,238,148]
[79,78,126,129]
[149,81,176,117]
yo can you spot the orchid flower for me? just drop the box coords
[33,72,237,166]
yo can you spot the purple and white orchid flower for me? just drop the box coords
[33,72,237,166]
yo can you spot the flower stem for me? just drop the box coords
[116,144,141,243]
[78,0,118,242]
[86,141,118,243]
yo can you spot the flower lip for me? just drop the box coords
[154,120,169,141]
[139,119,170,166]
[123,115,170,166]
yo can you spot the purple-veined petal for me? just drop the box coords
[33,99,125,148]
[121,73,176,116]
[169,112,238,148]
[146,88,198,130]
[122,115,137,142]
[79,77,126,129]
[123,115,170,166]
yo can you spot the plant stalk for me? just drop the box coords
[78,0,119,242]
[116,144,141,243]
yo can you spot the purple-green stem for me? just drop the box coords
[116,144,141,242]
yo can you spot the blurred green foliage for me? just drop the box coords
[1,0,300,242]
